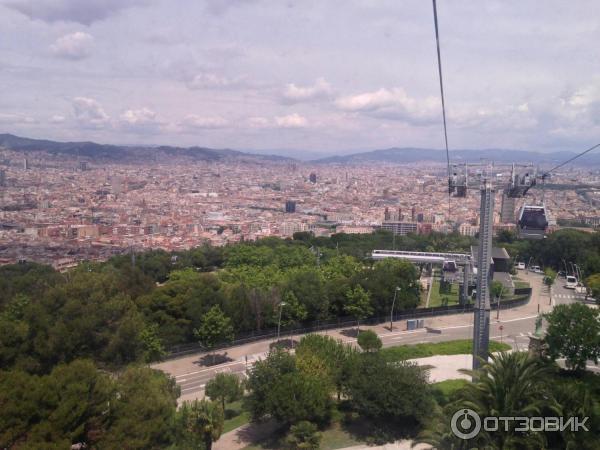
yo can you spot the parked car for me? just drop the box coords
[531,265,543,273]
[516,262,526,270]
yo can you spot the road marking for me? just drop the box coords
[174,360,243,379]
[435,324,471,330]
[498,314,539,323]
[170,315,540,380]
[181,383,206,393]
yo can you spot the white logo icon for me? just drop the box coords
[451,408,481,440]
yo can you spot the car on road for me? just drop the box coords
[565,275,578,289]
[516,262,526,270]
[530,265,543,273]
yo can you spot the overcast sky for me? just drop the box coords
[0,0,599,154]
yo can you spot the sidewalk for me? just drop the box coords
[153,271,546,401]
[155,286,543,375]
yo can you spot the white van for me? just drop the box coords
[565,276,578,289]
[516,262,526,270]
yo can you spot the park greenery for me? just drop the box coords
[1,228,600,448]
[380,339,511,362]
[416,352,600,450]
[244,334,434,446]
[544,303,600,371]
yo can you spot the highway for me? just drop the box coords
[153,270,591,403]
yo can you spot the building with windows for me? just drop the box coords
[285,200,296,213]
[500,191,516,223]
[381,221,418,236]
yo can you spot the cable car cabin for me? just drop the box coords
[517,205,548,239]
[507,170,536,198]
[449,173,467,197]
[442,260,458,272]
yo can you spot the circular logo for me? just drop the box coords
[451,408,481,440]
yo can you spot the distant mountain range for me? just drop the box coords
[0,133,291,163]
[312,147,600,167]
[1,133,599,167]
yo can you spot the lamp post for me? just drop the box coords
[390,287,401,332]
[496,294,501,319]
[277,301,287,340]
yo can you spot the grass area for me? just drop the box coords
[242,421,363,450]
[431,379,469,406]
[223,400,251,434]
[514,280,531,289]
[419,284,429,307]
[318,423,364,450]
[381,339,511,362]
[428,278,460,307]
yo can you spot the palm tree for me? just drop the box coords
[458,352,551,449]
[546,380,599,450]
[185,399,224,450]
[415,352,552,449]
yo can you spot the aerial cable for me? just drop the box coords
[542,142,600,178]
[432,0,452,216]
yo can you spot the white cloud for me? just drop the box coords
[335,87,439,125]
[282,78,333,103]
[565,83,600,108]
[247,117,271,128]
[204,0,258,16]
[186,72,242,89]
[181,115,228,129]
[275,113,308,128]
[0,112,35,124]
[117,107,163,133]
[120,108,156,125]
[72,97,110,128]
[50,115,66,123]
[5,0,148,25]
[50,32,93,60]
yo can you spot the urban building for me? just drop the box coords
[381,221,418,236]
[500,191,516,223]
[309,173,317,183]
[285,200,296,213]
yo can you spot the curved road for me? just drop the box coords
[153,270,586,403]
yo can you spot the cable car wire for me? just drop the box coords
[542,142,600,178]
[432,0,450,176]
[431,0,452,216]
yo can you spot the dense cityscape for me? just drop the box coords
[2,143,600,269]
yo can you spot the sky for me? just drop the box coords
[0,0,599,155]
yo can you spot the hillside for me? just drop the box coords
[0,133,291,163]
[313,147,600,166]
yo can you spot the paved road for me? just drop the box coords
[154,270,586,402]
[169,314,541,401]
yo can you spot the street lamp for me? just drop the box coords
[390,287,401,332]
[277,301,287,340]
[496,292,501,319]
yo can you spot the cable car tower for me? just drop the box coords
[430,1,600,372]
[433,0,498,371]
